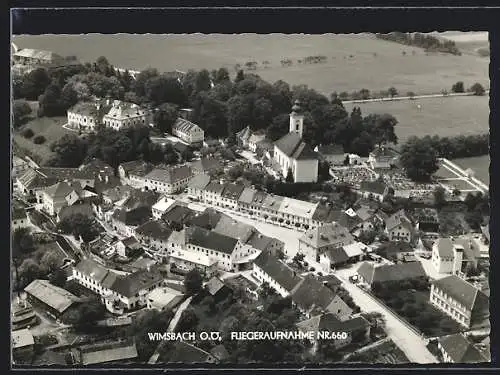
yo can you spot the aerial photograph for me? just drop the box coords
[11,32,490,366]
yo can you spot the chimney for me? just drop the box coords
[452,245,464,275]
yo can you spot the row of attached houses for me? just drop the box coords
[72,258,165,314]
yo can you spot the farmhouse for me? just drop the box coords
[319,242,367,271]
[115,236,143,258]
[24,279,81,319]
[384,209,415,243]
[358,181,389,202]
[299,223,355,262]
[272,100,319,183]
[356,261,426,287]
[252,251,302,298]
[437,333,489,363]
[430,275,489,329]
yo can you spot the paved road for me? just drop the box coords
[148,296,193,364]
[342,90,489,105]
[335,271,438,364]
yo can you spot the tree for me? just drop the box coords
[363,113,398,146]
[285,168,294,183]
[266,113,289,141]
[40,251,62,274]
[19,259,41,288]
[469,82,486,96]
[132,68,159,98]
[433,186,446,207]
[388,87,398,98]
[144,75,186,106]
[49,134,88,167]
[49,268,68,288]
[21,68,51,100]
[65,299,106,332]
[400,137,439,182]
[407,91,416,99]
[153,102,178,134]
[57,213,100,243]
[235,70,245,83]
[60,83,79,111]
[451,81,465,93]
[175,307,199,333]
[12,100,32,128]
[38,84,65,117]
[184,269,203,296]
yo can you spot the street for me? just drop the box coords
[334,268,438,364]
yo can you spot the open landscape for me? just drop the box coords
[13,33,489,96]
[453,155,490,185]
[344,95,489,144]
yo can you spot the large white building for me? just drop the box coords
[272,100,319,183]
[103,100,149,131]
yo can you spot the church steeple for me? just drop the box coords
[289,99,304,137]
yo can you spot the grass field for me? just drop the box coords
[453,155,490,185]
[344,95,489,144]
[13,33,489,96]
[14,116,70,164]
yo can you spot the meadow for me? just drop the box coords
[13,33,489,96]
[343,95,489,144]
[453,155,490,185]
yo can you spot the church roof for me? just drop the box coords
[274,133,317,161]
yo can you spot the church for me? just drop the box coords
[272,100,319,183]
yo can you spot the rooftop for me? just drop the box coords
[278,197,318,219]
[213,215,255,242]
[439,333,489,363]
[254,252,302,292]
[300,223,354,249]
[274,132,318,160]
[357,261,426,285]
[173,118,203,134]
[135,220,173,241]
[432,275,489,311]
[170,249,217,267]
[24,279,80,314]
[187,173,211,191]
[77,340,138,365]
[186,226,238,254]
[12,328,35,349]
[145,165,192,184]
[111,268,164,298]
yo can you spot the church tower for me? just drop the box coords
[289,99,304,137]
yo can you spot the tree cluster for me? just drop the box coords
[12,100,33,128]
[463,192,489,230]
[48,125,179,168]
[64,298,107,333]
[56,213,101,243]
[375,32,461,55]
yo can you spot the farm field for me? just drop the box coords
[452,155,490,185]
[344,95,489,144]
[14,116,70,164]
[13,33,489,96]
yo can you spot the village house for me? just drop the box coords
[299,223,355,262]
[71,340,139,365]
[12,207,30,230]
[354,206,381,232]
[314,144,346,165]
[186,208,223,230]
[432,236,481,275]
[12,156,29,178]
[147,286,184,312]
[189,157,223,176]
[152,196,177,220]
[358,181,389,202]
[115,236,143,258]
[297,313,371,353]
[134,220,173,254]
[118,161,155,188]
[103,100,149,131]
[24,279,82,320]
[236,126,252,148]
[290,275,353,319]
[12,48,79,68]
[430,275,489,329]
[184,226,243,272]
[411,207,440,234]
[172,118,204,146]
[11,328,35,364]
[39,181,81,216]
[248,133,267,153]
[272,100,319,182]
[356,261,426,288]
[187,173,211,199]
[220,183,245,210]
[384,209,415,243]
[162,205,197,230]
[437,333,490,363]
[16,168,60,198]
[141,165,193,194]
[203,181,227,207]
[169,248,218,278]
[203,276,234,302]
[72,259,165,314]
[319,242,367,272]
[252,251,303,298]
